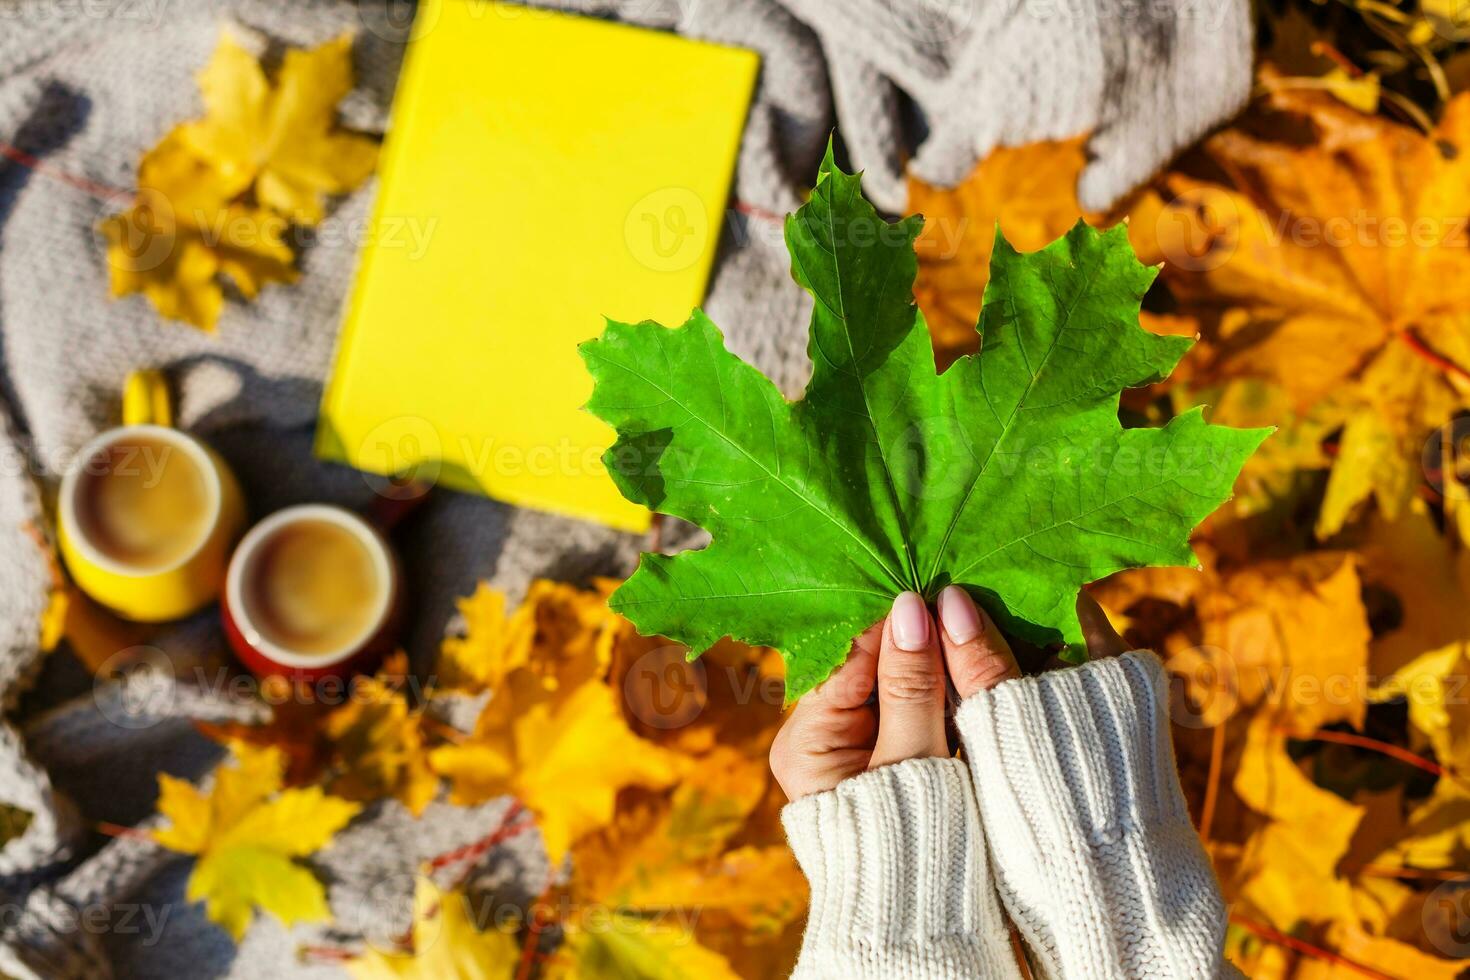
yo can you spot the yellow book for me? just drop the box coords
[317,0,759,532]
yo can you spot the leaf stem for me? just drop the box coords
[1352,864,1470,881]
[1399,329,1470,384]
[1282,726,1470,791]
[95,821,155,843]
[1199,720,1225,845]
[1228,914,1394,979]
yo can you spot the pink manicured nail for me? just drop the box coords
[891,591,931,651]
[938,586,983,644]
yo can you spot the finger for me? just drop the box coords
[781,619,880,753]
[936,585,1020,699]
[869,591,948,767]
[772,623,882,800]
[805,620,882,711]
[770,701,877,800]
[1077,590,1127,659]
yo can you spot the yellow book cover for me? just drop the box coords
[316,0,759,532]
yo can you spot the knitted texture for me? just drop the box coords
[777,0,1254,212]
[781,757,1021,979]
[956,652,1233,979]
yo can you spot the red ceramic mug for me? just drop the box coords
[222,503,403,682]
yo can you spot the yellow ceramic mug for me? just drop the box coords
[58,370,246,622]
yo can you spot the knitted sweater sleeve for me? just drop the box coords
[955,651,1237,979]
[781,756,1023,979]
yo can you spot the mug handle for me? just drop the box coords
[366,479,432,532]
[122,369,173,428]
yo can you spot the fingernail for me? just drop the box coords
[891,591,931,651]
[938,586,982,644]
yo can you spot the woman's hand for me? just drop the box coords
[771,586,1019,800]
[768,587,1126,801]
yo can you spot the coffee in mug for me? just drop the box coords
[223,504,400,678]
[59,412,245,623]
[239,518,383,656]
[73,435,212,569]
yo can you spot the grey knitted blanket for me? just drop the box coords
[0,0,1248,976]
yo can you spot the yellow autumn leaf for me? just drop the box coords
[38,589,65,653]
[440,579,621,698]
[437,583,527,692]
[152,743,359,939]
[39,582,151,674]
[572,747,803,918]
[590,625,804,975]
[1317,68,1381,115]
[100,132,298,331]
[346,877,519,980]
[1373,645,1466,760]
[179,32,378,226]
[100,32,376,330]
[1148,379,1338,557]
[1128,79,1470,536]
[1301,924,1466,979]
[324,670,439,817]
[1195,552,1371,733]
[1360,504,1470,678]
[908,137,1093,365]
[1315,409,1417,539]
[547,914,740,980]
[431,677,679,864]
[1232,716,1363,932]
[1381,778,1470,871]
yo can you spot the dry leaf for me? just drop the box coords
[199,654,433,810]
[323,665,438,817]
[429,582,680,864]
[179,33,377,226]
[1232,716,1363,932]
[101,32,376,329]
[437,583,523,693]
[431,677,679,865]
[152,743,359,939]
[101,135,298,330]
[1129,80,1470,537]
[570,747,805,933]
[346,877,519,980]
[547,913,742,980]
[907,137,1093,364]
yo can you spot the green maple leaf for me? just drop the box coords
[582,149,1269,700]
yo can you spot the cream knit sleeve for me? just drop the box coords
[781,756,1023,979]
[955,651,1236,979]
